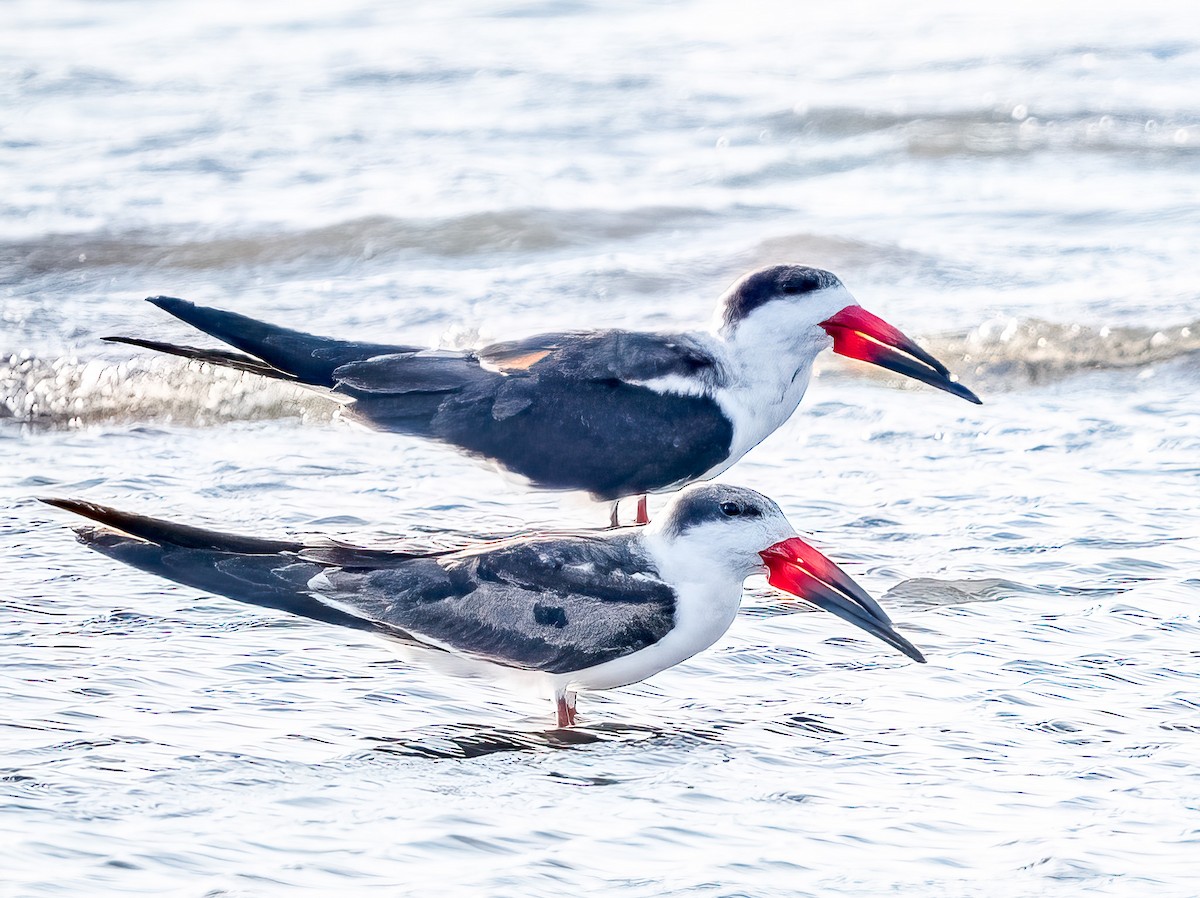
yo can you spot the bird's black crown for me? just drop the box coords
[721,265,841,328]
[664,484,775,537]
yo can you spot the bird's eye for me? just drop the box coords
[720,502,742,517]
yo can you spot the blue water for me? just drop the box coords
[3,1,1200,895]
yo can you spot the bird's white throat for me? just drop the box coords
[708,304,839,474]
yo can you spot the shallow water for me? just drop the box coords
[3,1,1200,895]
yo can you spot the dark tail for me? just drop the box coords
[41,497,303,554]
[107,296,418,388]
[42,498,380,633]
[103,336,300,382]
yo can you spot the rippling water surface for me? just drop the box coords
[3,1,1199,895]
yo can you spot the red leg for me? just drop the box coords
[635,495,649,525]
[554,691,578,727]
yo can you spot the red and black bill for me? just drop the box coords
[821,306,981,405]
[760,536,926,663]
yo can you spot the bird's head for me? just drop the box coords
[715,264,980,404]
[650,483,926,663]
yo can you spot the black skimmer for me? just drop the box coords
[107,265,979,507]
[44,483,925,727]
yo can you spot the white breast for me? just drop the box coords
[707,341,832,477]
[557,534,746,693]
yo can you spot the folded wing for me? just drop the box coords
[47,500,678,675]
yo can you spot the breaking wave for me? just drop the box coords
[764,105,1200,160]
[925,316,1200,386]
[1,355,331,427]
[5,316,1197,427]
[2,207,716,276]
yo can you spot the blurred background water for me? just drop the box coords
[3,0,1199,895]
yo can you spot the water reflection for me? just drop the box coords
[366,721,671,761]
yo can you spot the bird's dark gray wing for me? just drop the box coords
[329,331,723,396]
[315,533,677,674]
[48,499,676,673]
[331,350,491,394]
[295,522,637,568]
[323,330,734,500]
[477,330,725,388]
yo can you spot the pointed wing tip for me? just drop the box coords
[38,496,110,523]
[38,496,75,511]
[100,335,173,354]
[102,335,145,347]
[145,295,189,310]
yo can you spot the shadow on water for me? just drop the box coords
[883,577,1037,607]
[365,720,699,761]
[362,711,847,761]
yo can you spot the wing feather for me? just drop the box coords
[48,498,676,675]
[312,535,677,674]
[477,330,724,387]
